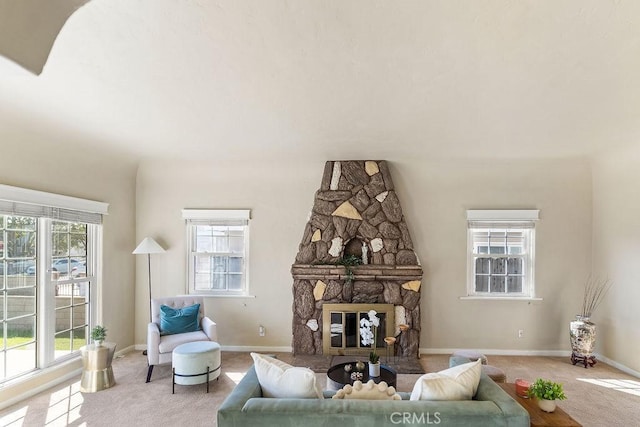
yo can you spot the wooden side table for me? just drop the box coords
[80,342,116,392]
[499,383,581,427]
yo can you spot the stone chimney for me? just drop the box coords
[291,161,423,357]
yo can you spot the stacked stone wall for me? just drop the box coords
[292,161,423,356]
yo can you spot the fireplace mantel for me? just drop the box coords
[291,264,423,281]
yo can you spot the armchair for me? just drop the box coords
[146,296,217,383]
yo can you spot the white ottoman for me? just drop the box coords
[172,341,221,393]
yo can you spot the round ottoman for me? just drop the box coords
[451,350,488,365]
[172,341,221,393]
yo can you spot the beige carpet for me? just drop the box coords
[0,351,638,426]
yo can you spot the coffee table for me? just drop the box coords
[326,361,397,391]
[499,383,582,427]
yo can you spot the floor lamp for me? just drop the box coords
[133,237,166,356]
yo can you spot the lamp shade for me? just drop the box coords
[132,237,166,254]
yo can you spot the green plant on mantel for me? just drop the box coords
[336,255,362,285]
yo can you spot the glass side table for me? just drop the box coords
[80,342,116,392]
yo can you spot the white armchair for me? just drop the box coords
[146,296,217,383]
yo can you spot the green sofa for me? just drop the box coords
[217,357,529,427]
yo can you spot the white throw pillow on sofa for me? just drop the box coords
[250,353,323,399]
[410,359,482,401]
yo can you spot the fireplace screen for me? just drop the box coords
[323,304,395,355]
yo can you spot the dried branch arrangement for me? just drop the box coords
[581,276,613,318]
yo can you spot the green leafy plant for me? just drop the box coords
[336,255,362,285]
[369,351,380,364]
[91,325,107,342]
[527,378,567,401]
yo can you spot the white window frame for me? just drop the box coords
[183,209,251,297]
[0,184,107,384]
[465,210,539,300]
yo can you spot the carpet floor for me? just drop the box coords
[0,351,638,426]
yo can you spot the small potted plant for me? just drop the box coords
[527,378,567,412]
[91,325,107,347]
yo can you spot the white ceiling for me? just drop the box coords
[1,0,640,163]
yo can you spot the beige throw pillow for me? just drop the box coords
[250,352,323,399]
[410,359,482,401]
[332,380,401,400]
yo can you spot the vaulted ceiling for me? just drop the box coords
[1,0,639,163]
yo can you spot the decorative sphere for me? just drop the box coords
[355,360,366,371]
[344,364,352,373]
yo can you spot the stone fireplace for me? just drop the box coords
[291,161,423,357]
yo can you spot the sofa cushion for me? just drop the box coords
[159,303,201,335]
[332,380,401,400]
[410,359,482,401]
[250,353,323,399]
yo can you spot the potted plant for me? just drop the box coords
[527,378,567,412]
[336,255,362,285]
[359,310,380,377]
[91,325,107,347]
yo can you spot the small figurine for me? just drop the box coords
[361,242,369,265]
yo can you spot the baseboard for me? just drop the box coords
[136,343,293,353]
[595,353,640,378]
[115,345,136,356]
[419,348,571,357]
[220,345,293,353]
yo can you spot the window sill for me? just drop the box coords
[459,296,543,301]
[189,294,256,298]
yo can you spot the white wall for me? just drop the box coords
[395,158,592,352]
[135,157,592,353]
[592,144,640,373]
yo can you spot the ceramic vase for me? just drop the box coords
[569,315,596,357]
[368,362,380,377]
[537,398,557,413]
[95,340,103,347]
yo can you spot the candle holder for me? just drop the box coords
[384,336,397,364]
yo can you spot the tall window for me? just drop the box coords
[467,210,539,298]
[0,185,106,384]
[183,209,250,296]
[0,215,37,381]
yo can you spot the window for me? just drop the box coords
[183,209,250,296]
[467,210,539,298]
[0,184,107,384]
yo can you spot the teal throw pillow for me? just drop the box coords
[160,303,201,335]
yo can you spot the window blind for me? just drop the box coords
[0,201,103,224]
[467,221,535,229]
[0,184,108,224]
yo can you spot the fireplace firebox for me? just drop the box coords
[322,303,394,355]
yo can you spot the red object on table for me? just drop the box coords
[515,378,531,398]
